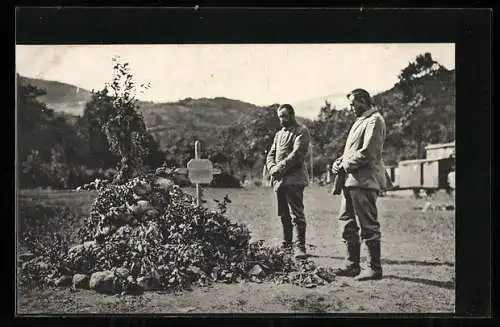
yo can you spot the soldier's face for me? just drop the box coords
[278,108,292,127]
[348,95,368,117]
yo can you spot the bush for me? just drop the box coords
[210,172,242,188]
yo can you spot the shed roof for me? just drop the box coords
[425,141,455,150]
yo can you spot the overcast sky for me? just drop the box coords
[16,44,454,117]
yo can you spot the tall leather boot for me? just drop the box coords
[333,242,361,277]
[281,216,293,252]
[355,240,383,281]
[294,223,307,259]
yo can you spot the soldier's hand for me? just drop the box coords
[331,161,343,175]
[269,166,279,177]
[331,165,339,175]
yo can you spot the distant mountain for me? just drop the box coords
[17,75,312,151]
[18,75,93,115]
[17,75,267,124]
[291,93,350,119]
[17,75,309,126]
[138,97,267,131]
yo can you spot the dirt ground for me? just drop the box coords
[16,185,455,314]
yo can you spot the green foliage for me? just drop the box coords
[17,52,455,188]
[304,53,455,171]
[77,87,121,169]
[17,81,85,189]
[17,59,166,189]
[20,174,336,293]
[374,52,455,162]
[205,105,281,181]
[96,57,155,182]
[306,101,354,176]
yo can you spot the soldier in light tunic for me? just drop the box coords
[331,89,389,281]
[266,104,311,259]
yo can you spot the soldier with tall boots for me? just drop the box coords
[331,89,389,281]
[266,104,311,260]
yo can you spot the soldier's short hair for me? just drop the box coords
[277,104,295,117]
[347,88,372,106]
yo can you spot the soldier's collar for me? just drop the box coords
[282,122,299,131]
[357,108,378,119]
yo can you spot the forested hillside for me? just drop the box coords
[16,53,455,188]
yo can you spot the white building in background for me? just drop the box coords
[425,141,455,160]
[386,141,455,195]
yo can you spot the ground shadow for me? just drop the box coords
[308,255,454,267]
[384,275,455,290]
[381,259,454,267]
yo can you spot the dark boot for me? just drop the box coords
[334,242,361,277]
[355,240,382,281]
[281,217,293,252]
[294,223,307,259]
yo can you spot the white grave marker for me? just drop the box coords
[174,141,221,206]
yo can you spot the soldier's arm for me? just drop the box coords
[277,127,310,173]
[266,133,279,171]
[342,116,385,173]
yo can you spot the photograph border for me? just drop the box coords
[12,5,492,323]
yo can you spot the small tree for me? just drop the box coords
[98,56,153,183]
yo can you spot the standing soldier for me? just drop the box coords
[266,104,311,259]
[331,88,389,281]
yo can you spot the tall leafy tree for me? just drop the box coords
[77,88,120,169]
[394,52,453,158]
[17,78,83,188]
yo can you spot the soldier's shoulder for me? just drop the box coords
[297,124,310,133]
[369,111,385,122]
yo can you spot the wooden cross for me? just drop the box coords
[174,141,221,206]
